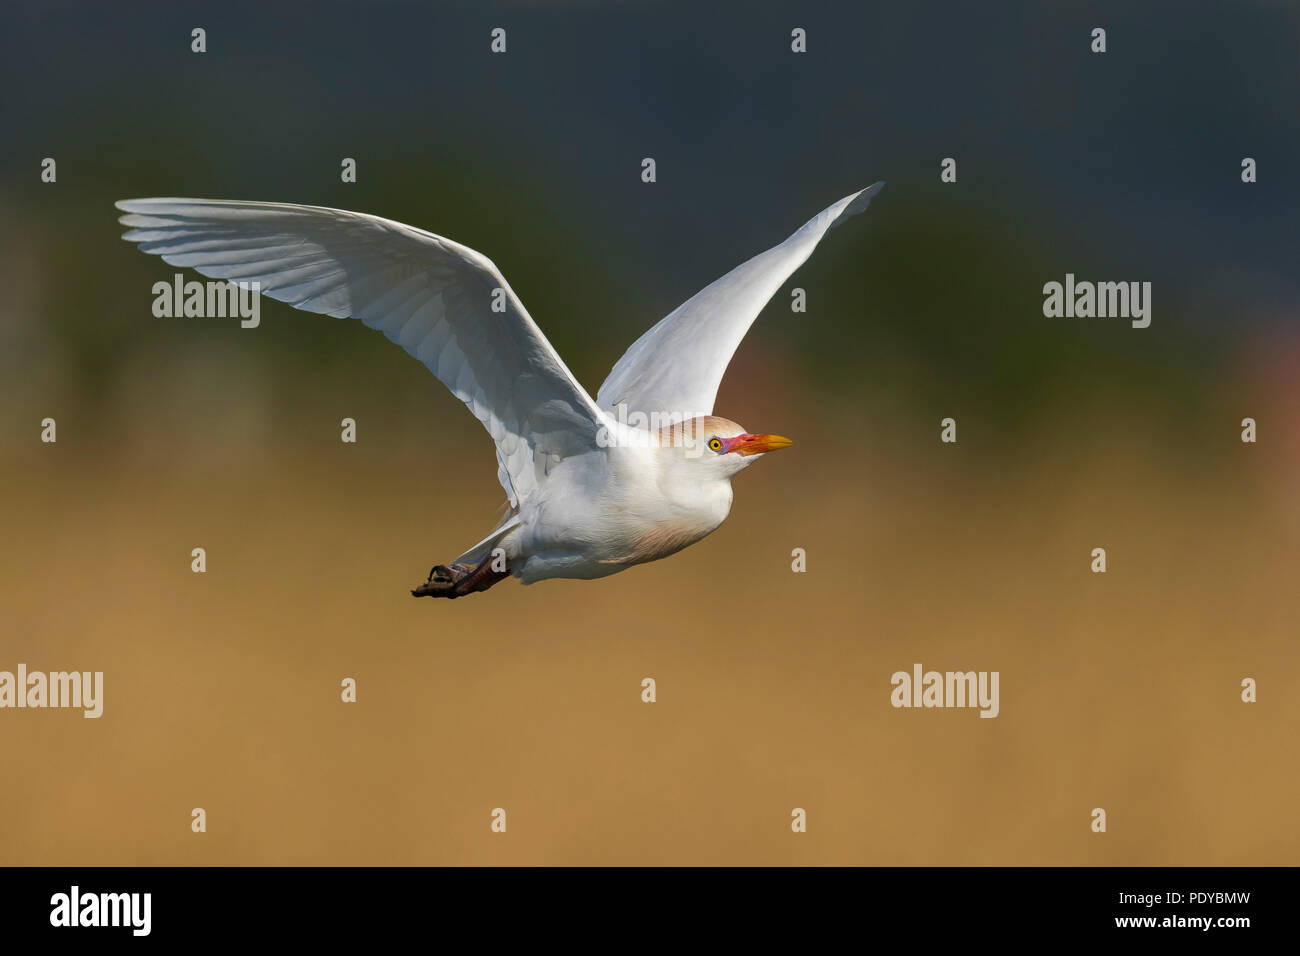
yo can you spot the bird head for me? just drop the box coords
[660,415,793,478]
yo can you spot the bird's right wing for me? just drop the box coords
[116,198,610,507]
[597,183,883,421]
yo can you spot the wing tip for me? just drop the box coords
[116,198,195,230]
[832,181,884,226]
[116,199,147,227]
[115,197,183,211]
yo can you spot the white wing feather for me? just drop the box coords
[597,182,883,420]
[116,198,609,507]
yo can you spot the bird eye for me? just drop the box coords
[708,438,723,452]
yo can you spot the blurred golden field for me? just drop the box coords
[3,337,1297,866]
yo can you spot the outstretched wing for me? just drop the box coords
[116,198,609,507]
[597,182,884,420]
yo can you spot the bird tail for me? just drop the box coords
[454,509,521,566]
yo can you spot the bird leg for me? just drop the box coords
[411,556,510,599]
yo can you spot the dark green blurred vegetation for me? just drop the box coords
[2,0,1295,466]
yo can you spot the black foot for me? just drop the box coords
[411,564,473,599]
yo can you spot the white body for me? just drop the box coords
[505,435,736,583]
[116,183,883,585]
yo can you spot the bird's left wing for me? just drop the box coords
[116,198,610,507]
[597,182,883,421]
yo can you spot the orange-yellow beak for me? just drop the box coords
[732,433,794,456]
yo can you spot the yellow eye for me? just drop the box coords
[708,438,723,452]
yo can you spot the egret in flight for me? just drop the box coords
[117,182,883,598]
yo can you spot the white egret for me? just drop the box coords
[117,182,883,598]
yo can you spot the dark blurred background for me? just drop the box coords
[1,0,1297,865]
